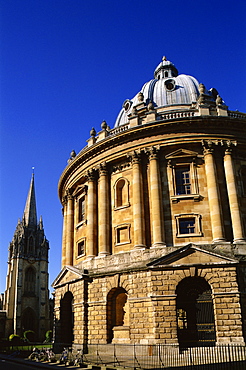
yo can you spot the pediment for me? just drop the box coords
[147,244,238,268]
[165,149,199,159]
[52,265,86,288]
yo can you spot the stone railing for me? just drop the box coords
[228,111,246,119]
[161,110,196,120]
[108,124,129,137]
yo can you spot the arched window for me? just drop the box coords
[24,267,36,296]
[106,288,128,343]
[176,277,216,347]
[60,291,74,345]
[114,178,129,208]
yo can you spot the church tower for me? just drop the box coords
[3,174,50,341]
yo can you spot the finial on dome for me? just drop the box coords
[137,92,144,102]
[101,120,107,130]
[162,56,167,61]
[67,150,76,164]
[90,127,96,137]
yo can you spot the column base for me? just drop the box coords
[98,251,111,257]
[212,239,229,244]
[134,244,146,249]
[151,242,166,248]
[233,239,246,244]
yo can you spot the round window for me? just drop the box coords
[123,99,132,112]
[165,79,176,91]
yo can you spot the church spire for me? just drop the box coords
[23,173,37,226]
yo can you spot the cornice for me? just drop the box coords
[58,115,246,200]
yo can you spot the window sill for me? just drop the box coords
[176,232,203,238]
[115,241,131,246]
[171,194,202,203]
[76,220,87,229]
[114,203,130,210]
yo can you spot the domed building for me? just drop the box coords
[52,57,246,350]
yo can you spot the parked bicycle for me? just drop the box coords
[73,349,83,366]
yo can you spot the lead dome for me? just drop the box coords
[115,57,211,127]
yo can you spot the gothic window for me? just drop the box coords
[24,267,36,296]
[175,214,202,237]
[114,178,129,209]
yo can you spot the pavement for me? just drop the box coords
[0,354,87,369]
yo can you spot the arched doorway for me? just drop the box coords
[176,277,216,347]
[22,307,37,334]
[106,288,128,343]
[60,291,74,345]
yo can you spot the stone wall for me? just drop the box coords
[53,261,245,347]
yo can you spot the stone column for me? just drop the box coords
[149,148,165,246]
[98,163,110,256]
[61,197,67,268]
[224,148,245,242]
[66,191,74,265]
[87,171,97,257]
[203,147,226,242]
[132,152,146,248]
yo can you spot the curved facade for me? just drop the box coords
[53,58,246,349]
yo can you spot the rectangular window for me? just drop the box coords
[175,214,202,237]
[78,196,85,222]
[115,224,131,245]
[175,166,191,195]
[179,218,195,234]
[77,240,85,256]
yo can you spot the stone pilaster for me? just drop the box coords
[132,152,146,248]
[203,147,226,243]
[149,148,165,247]
[66,191,74,265]
[224,148,246,243]
[98,163,110,256]
[87,170,97,257]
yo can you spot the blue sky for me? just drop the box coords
[0,0,246,294]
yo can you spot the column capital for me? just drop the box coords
[62,195,67,206]
[66,189,74,201]
[203,147,214,156]
[87,169,96,182]
[99,162,108,177]
[131,151,141,165]
[148,146,160,161]
[224,147,233,156]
